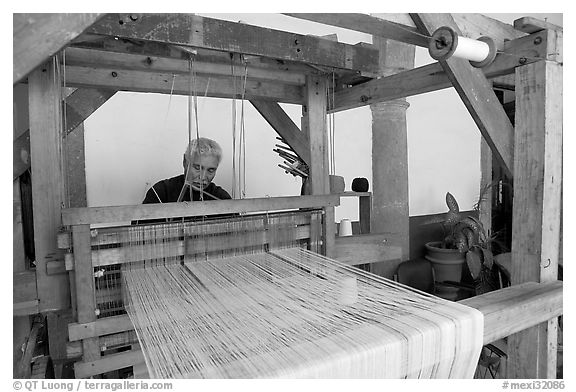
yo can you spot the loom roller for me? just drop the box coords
[427,26,497,67]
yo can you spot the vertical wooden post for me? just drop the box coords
[358,194,371,234]
[28,56,70,312]
[479,138,493,236]
[13,178,32,378]
[508,60,562,378]
[72,224,101,367]
[305,74,334,256]
[369,37,414,275]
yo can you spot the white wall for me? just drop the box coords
[84,13,562,221]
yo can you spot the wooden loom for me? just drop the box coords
[13,13,562,378]
[59,195,341,377]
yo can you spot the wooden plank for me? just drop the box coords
[67,225,312,268]
[358,194,371,234]
[285,13,525,51]
[87,14,379,73]
[323,206,336,257]
[251,100,311,165]
[63,88,117,135]
[60,211,313,248]
[306,75,329,195]
[514,16,563,34]
[71,34,318,78]
[65,46,306,86]
[451,13,525,49]
[13,179,27,272]
[508,60,562,378]
[28,57,70,312]
[72,225,101,363]
[69,314,134,342]
[64,65,304,104]
[13,271,37,303]
[16,316,43,378]
[13,13,103,83]
[460,281,563,345]
[285,13,428,47]
[13,300,40,316]
[332,29,552,113]
[334,234,401,266]
[75,348,144,379]
[47,311,75,363]
[479,137,493,236]
[411,13,515,178]
[66,123,88,208]
[340,191,371,197]
[14,88,116,179]
[62,195,340,225]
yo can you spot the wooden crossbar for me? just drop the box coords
[62,195,340,226]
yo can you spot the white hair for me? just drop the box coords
[184,138,222,164]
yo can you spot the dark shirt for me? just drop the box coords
[143,174,231,204]
[135,175,232,224]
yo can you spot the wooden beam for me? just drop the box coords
[508,60,562,378]
[411,13,515,178]
[28,57,70,312]
[332,28,553,113]
[69,315,133,342]
[14,88,116,180]
[514,16,563,34]
[285,13,525,50]
[451,13,525,49]
[459,281,562,345]
[75,347,144,379]
[284,13,428,48]
[13,271,37,304]
[305,75,329,195]
[62,195,340,226]
[304,75,334,256]
[13,13,103,84]
[71,34,318,77]
[334,234,402,271]
[64,65,304,104]
[86,14,379,74]
[250,100,310,165]
[72,225,100,364]
[63,88,117,134]
[64,46,306,86]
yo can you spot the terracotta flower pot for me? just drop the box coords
[424,241,466,283]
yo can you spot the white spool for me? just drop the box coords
[452,36,490,63]
[339,218,352,236]
[429,26,497,68]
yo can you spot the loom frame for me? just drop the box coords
[62,195,340,377]
[13,13,562,379]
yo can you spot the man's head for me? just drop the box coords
[183,138,223,189]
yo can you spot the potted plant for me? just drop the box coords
[425,191,501,295]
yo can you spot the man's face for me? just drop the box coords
[185,153,219,189]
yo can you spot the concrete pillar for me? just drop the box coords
[369,36,414,269]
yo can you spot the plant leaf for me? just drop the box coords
[466,249,482,279]
[482,248,494,270]
[445,210,460,225]
[446,192,460,213]
[454,231,468,252]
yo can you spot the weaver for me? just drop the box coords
[121,222,483,379]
